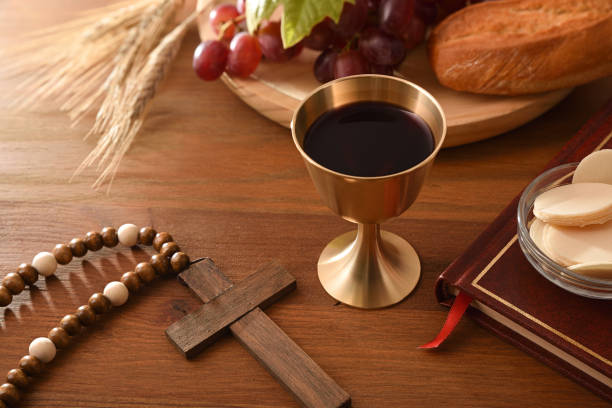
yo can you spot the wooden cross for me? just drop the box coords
[165,259,351,408]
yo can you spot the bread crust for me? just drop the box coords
[428,0,612,95]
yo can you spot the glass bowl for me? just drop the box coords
[517,163,612,299]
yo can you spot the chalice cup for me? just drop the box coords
[291,75,446,309]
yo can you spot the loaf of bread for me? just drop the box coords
[428,0,612,95]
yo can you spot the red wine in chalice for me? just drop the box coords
[303,101,434,177]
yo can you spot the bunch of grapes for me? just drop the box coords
[193,0,472,83]
[308,0,475,83]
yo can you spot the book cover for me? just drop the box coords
[435,99,612,402]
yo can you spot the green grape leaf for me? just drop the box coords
[280,0,353,47]
[246,0,354,48]
[245,0,282,37]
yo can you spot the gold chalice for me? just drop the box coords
[291,75,446,309]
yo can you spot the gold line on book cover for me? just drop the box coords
[471,129,612,368]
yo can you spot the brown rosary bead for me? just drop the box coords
[1,273,25,296]
[135,262,156,283]
[153,232,173,252]
[170,252,190,274]
[52,243,73,265]
[150,254,171,276]
[120,271,142,292]
[16,264,38,286]
[0,383,20,406]
[18,355,43,376]
[138,227,157,246]
[6,369,29,389]
[88,293,111,314]
[0,286,11,307]
[160,242,180,259]
[101,227,118,247]
[60,314,81,335]
[48,327,70,349]
[84,231,103,251]
[69,238,88,257]
[76,305,96,326]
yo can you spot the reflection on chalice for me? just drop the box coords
[292,74,446,309]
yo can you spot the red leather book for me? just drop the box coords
[435,99,612,402]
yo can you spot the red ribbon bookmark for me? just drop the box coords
[419,291,473,349]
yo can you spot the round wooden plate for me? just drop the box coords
[197,12,571,147]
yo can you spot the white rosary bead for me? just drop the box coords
[29,337,56,363]
[32,252,57,277]
[117,224,139,247]
[103,281,129,306]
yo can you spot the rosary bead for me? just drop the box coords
[120,272,142,293]
[103,282,129,306]
[101,227,118,248]
[138,227,156,246]
[84,231,103,251]
[153,232,173,252]
[16,264,38,286]
[48,327,70,349]
[76,305,96,326]
[150,254,171,276]
[29,337,56,363]
[171,252,190,274]
[160,242,180,259]
[135,262,156,283]
[0,287,11,307]
[60,314,81,336]
[52,244,73,265]
[1,273,25,296]
[32,252,57,277]
[7,369,29,389]
[18,356,43,376]
[118,224,139,247]
[69,238,88,257]
[88,293,111,314]
[0,383,20,406]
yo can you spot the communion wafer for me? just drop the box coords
[568,262,612,280]
[542,221,612,267]
[533,182,612,226]
[529,218,555,259]
[572,149,612,185]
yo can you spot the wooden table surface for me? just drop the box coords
[1,1,611,407]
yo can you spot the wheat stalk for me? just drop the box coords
[73,11,198,191]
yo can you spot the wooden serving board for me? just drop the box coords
[197,11,571,147]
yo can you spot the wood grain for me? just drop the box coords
[231,308,351,408]
[1,1,612,407]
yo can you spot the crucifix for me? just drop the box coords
[165,259,351,408]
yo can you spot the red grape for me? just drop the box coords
[226,33,262,77]
[334,50,370,79]
[236,0,246,14]
[367,0,382,12]
[304,19,336,51]
[209,4,240,41]
[333,0,368,40]
[193,40,229,81]
[402,16,426,50]
[415,0,438,25]
[314,49,338,83]
[358,26,406,66]
[370,64,394,76]
[379,0,414,38]
[258,21,303,62]
[437,0,467,20]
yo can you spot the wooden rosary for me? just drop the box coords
[0,224,190,407]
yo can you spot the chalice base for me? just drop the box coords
[317,227,421,309]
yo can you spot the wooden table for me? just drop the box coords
[1,2,610,407]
